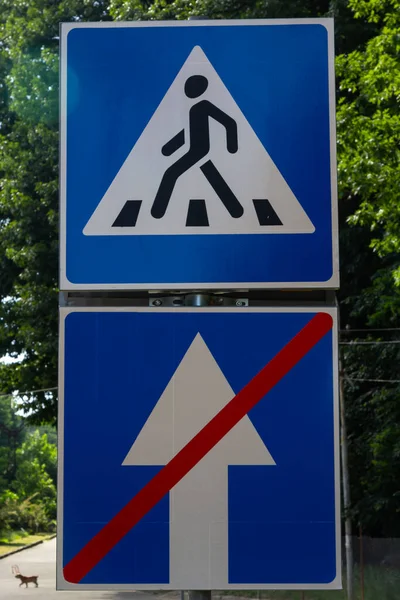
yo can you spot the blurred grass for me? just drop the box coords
[215,565,400,600]
[0,532,49,556]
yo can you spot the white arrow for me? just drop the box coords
[122,333,275,589]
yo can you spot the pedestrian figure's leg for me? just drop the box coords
[200,160,243,218]
[152,152,201,218]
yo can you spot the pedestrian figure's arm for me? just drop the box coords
[207,103,238,153]
[162,129,185,156]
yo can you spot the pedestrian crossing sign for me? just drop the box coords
[60,20,338,290]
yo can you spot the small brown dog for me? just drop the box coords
[15,573,39,588]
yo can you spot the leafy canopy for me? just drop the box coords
[336,0,400,282]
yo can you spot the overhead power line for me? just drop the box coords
[339,341,400,346]
[344,377,400,384]
[340,328,400,333]
[0,386,58,398]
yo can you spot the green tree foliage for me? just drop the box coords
[335,0,400,534]
[109,0,330,21]
[0,424,57,534]
[13,431,57,520]
[0,0,399,538]
[0,1,111,423]
[342,340,400,536]
[33,424,57,446]
[0,395,25,492]
[337,0,400,282]
[0,397,57,534]
[15,430,57,488]
[0,490,52,535]
[0,0,369,428]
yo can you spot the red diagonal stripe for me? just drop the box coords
[63,312,333,583]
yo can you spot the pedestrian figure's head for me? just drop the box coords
[185,75,208,99]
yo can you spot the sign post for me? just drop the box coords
[58,17,340,594]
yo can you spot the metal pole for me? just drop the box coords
[189,592,212,600]
[185,293,211,307]
[186,290,211,600]
[185,17,212,600]
[359,525,364,600]
[339,359,354,600]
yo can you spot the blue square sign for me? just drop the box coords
[60,20,338,289]
[58,307,340,590]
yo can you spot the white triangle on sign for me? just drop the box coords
[84,45,314,236]
[122,332,274,466]
[122,333,275,589]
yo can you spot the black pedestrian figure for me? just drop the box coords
[151,75,244,220]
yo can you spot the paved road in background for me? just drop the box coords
[0,538,179,599]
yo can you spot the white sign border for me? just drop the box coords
[59,19,339,291]
[57,306,341,591]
